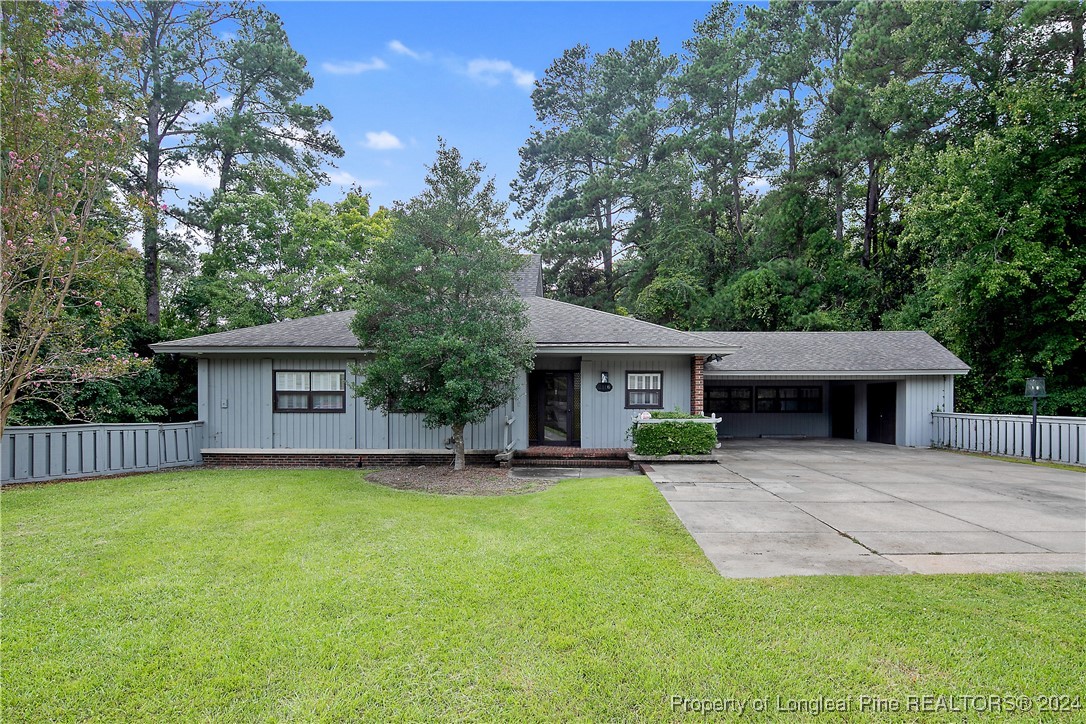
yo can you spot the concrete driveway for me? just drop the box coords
[647,439,1085,578]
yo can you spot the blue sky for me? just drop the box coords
[232,2,720,214]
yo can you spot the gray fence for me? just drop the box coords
[932,412,1085,466]
[1,421,204,485]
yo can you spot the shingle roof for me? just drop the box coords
[152,311,360,351]
[698,331,968,373]
[525,297,727,349]
[512,254,543,297]
[151,297,732,352]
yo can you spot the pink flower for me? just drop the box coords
[59,236,66,243]
[94,300,102,307]
[160,203,168,211]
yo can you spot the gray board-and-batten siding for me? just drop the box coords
[201,357,519,451]
[199,353,694,452]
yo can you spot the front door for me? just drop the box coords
[866,382,897,445]
[529,371,576,446]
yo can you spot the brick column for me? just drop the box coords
[690,355,705,416]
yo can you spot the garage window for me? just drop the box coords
[626,371,663,409]
[708,386,753,413]
[755,386,822,413]
[274,370,346,412]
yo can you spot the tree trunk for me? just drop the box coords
[211,151,234,252]
[862,158,879,269]
[786,87,797,175]
[603,200,614,304]
[1071,6,1084,73]
[834,175,844,244]
[144,135,161,325]
[143,6,163,326]
[451,423,466,471]
[726,129,745,240]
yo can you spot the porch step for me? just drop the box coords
[514,447,632,468]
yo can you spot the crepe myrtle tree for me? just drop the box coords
[1,2,150,434]
[350,141,534,471]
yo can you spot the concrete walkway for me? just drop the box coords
[648,439,1085,578]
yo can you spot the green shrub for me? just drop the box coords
[631,418,718,456]
[646,410,702,420]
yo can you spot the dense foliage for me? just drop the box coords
[5,0,351,426]
[0,2,149,432]
[516,0,1086,415]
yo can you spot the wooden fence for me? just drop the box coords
[931,412,1085,466]
[1,421,204,485]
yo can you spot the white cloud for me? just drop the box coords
[166,160,218,191]
[746,175,773,194]
[464,58,535,90]
[322,57,388,75]
[185,95,233,125]
[362,131,404,151]
[388,39,426,61]
[328,171,360,186]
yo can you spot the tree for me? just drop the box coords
[892,57,1086,415]
[90,1,242,325]
[1,1,149,433]
[512,41,676,309]
[192,5,343,251]
[91,1,341,324]
[672,2,759,249]
[177,165,390,330]
[351,142,533,471]
[746,0,817,178]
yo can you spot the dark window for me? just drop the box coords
[274,370,346,413]
[708,386,754,413]
[754,386,823,413]
[625,371,663,409]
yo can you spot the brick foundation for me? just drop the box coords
[203,451,499,469]
[690,355,705,416]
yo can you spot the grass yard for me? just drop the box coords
[3,470,1084,722]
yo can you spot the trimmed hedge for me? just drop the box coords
[631,416,718,456]
[643,410,700,420]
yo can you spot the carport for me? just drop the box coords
[648,439,1085,578]
[697,331,969,446]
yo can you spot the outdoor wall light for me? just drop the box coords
[596,371,613,393]
[1024,377,1047,462]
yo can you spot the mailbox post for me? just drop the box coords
[1024,377,1046,462]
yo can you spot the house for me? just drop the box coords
[151,255,968,463]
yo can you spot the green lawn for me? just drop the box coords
[3,470,1083,722]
